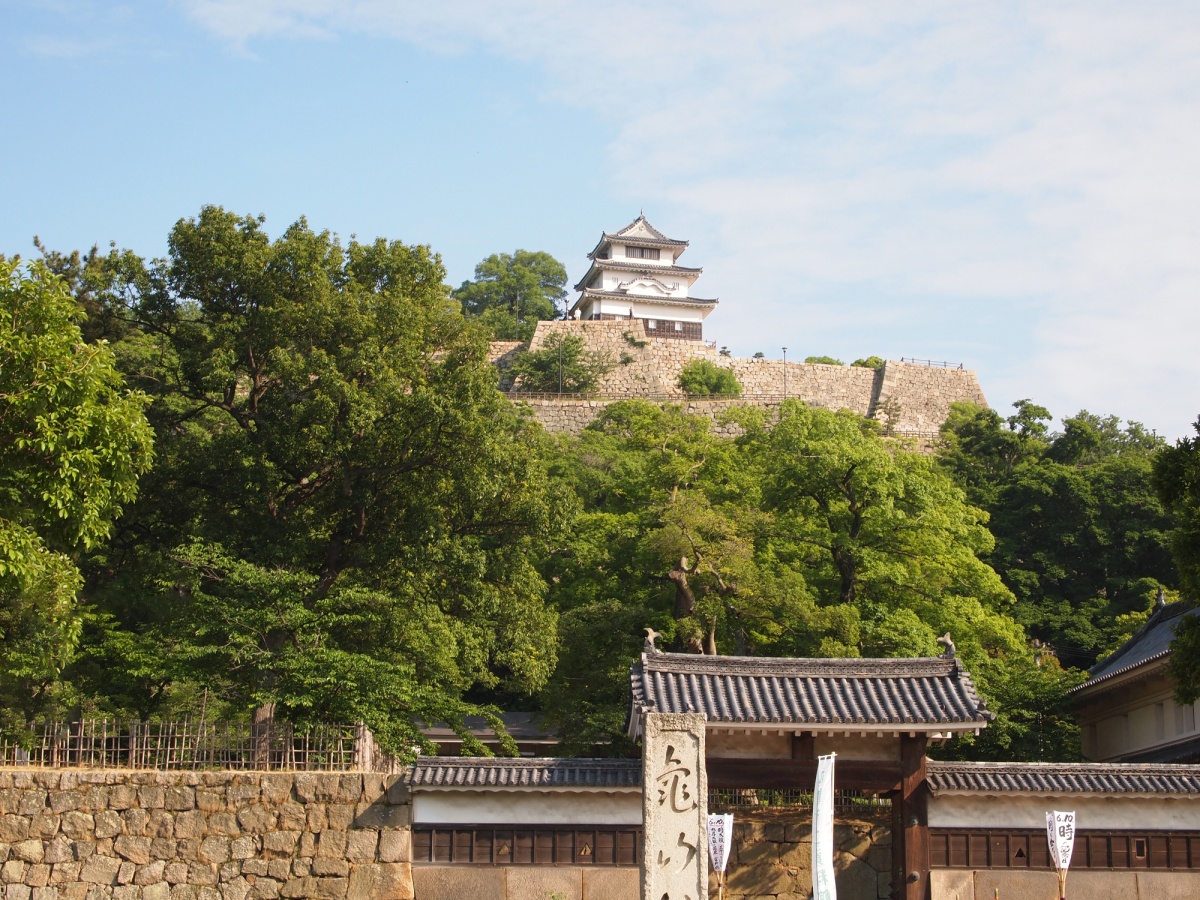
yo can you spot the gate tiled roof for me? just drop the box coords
[927,761,1200,795]
[627,652,993,739]
[408,757,642,790]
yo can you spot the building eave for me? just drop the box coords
[572,261,704,292]
[1068,653,1170,699]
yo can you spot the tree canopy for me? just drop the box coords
[938,401,1175,669]
[538,400,1077,759]
[510,332,614,393]
[1153,418,1200,703]
[453,250,568,341]
[0,259,153,733]
[13,207,1181,768]
[677,359,742,398]
[63,208,565,753]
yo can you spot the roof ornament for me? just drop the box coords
[644,627,664,655]
[1155,586,1166,610]
[937,632,956,659]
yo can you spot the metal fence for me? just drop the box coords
[708,787,892,812]
[0,720,374,771]
[899,357,965,370]
[508,392,804,403]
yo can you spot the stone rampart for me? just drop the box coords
[0,769,413,900]
[504,324,984,436]
[503,322,987,435]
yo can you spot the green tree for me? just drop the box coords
[73,208,563,754]
[851,356,884,370]
[0,259,153,732]
[1153,417,1200,703]
[539,399,1074,759]
[510,332,614,393]
[940,401,1175,668]
[677,359,742,398]
[453,250,568,341]
[805,355,843,366]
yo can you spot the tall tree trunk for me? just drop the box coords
[668,557,706,653]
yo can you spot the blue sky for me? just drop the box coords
[5,1,1200,437]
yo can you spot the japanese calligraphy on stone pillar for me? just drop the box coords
[641,713,707,900]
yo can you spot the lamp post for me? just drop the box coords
[782,347,788,400]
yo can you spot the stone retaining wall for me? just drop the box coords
[504,322,987,435]
[0,770,412,900]
[712,808,892,900]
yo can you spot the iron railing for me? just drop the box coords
[899,357,965,370]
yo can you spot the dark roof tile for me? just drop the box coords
[927,761,1200,795]
[408,757,642,790]
[628,653,992,738]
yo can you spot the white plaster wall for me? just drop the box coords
[412,790,643,825]
[928,793,1200,830]
[1084,679,1200,760]
[595,298,705,322]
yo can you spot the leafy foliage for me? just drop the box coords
[0,259,153,731]
[939,402,1175,668]
[453,250,568,341]
[68,208,563,755]
[1153,418,1200,703]
[851,356,885,370]
[539,400,1076,759]
[677,359,742,398]
[804,355,843,366]
[511,332,615,393]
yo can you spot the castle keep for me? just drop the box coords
[495,215,990,435]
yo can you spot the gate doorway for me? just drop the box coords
[707,787,892,899]
[629,651,994,900]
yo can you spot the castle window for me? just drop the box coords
[647,320,657,329]
[674,322,682,331]
[626,246,660,260]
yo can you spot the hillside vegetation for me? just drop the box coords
[2,208,1192,762]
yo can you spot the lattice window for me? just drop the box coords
[412,826,641,866]
[930,830,1200,869]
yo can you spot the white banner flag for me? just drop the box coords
[707,814,733,872]
[708,813,734,900]
[1045,810,1076,898]
[812,753,837,900]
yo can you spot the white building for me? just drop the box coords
[568,214,718,341]
[1071,596,1200,763]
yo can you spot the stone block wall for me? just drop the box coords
[409,865,636,900]
[504,322,987,436]
[0,770,412,900]
[931,868,1200,899]
[711,809,892,900]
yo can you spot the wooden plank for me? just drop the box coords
[901,735,929,900]
[791,732,815,760]
[705,757,902,792]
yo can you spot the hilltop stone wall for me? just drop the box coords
[0,769,413,900]
[504,321,987,436]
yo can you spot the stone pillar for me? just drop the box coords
[641,712,707,900]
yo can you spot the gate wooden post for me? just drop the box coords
[898,734,929,900]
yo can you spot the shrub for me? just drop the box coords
[852,356,885,370]
[805,355,844,366]
[511,333,615,392]
[678,359,742,398]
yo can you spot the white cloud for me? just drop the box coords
[181,0,1200,434]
